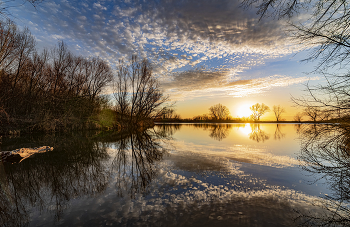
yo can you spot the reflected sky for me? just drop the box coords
[1,124,346,226]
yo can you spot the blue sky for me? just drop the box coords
[11,0,322,119]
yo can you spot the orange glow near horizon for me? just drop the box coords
[236,104,252,118]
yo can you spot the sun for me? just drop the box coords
[236,104,252,118]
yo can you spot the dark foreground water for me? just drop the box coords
[0,123,349,226]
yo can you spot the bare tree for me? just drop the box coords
[113,56,169,127]
[273,105,285,121]
[242,0,350,69]
[293,112,303,122]
[250,103,269,121]
[0,23,114,132]
[304,106,321,122]
[243,0,350,121]
[0,0,42,19]
[209,103,231,120]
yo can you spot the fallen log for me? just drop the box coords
[1,146,54,162]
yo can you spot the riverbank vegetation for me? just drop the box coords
[0,20,114,134]
[0,20,169,135]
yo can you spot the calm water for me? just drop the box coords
[0,123,349,226]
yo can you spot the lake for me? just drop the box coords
[0,123,349,226]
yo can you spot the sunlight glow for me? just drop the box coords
[237,104,252,118]
[239,123,251,135]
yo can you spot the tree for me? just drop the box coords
[273,105,285,121]
[0,21,113,131]
[304,106,321,122]
[243,0,350,121]
[113,56,169,127]
[0,1,42,19]
[209,103,230,120]
[293,112,303,122]
[242,0,350,69]
[250,103,269,121]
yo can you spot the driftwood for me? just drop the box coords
[1,146,53,162]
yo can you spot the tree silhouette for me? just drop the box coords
[273,105,285,121]
[250,103,269,121]
[242,0,350,69]
[303,106,321,122]
[209,103,230,120]
[242,0,350,121]
[293,112,303,122]
[113,56,169,128]
[0,21,113,132]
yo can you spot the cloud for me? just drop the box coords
[93,2,107,11]
[162,68,319,100]
[14,0,299,74]
[12,0,312,99]
[227,75,320,97]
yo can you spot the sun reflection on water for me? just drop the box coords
[239,123,251,135]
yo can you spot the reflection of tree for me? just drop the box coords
[0,130,168,226]
[209,124,232,141]
[274,124,285,140]
[0,133,111,226]
[296,124,350,226]
[249,124,270,142]
[188,124,233,141]
[112,130,168,198]
[294,124,302,134]
[153,124,182,137]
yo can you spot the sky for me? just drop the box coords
[10,0,323,120]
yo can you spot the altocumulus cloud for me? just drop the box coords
[162,69,319,100]
[12,0,306,96]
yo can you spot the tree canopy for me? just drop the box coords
[250,103,269,121]
[209,103,231,120]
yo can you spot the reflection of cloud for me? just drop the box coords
[70,167,329,226]
[170,140,301,168]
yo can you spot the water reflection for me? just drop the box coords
[249,124,270,142]
[0,133,111,226]
[154,124,182,138]
[274,124,285,140]
[112,130,168,198]
[0,130,167,226]
[2,123,350,226]
[188,123,234,141]
[297,124,350,226]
